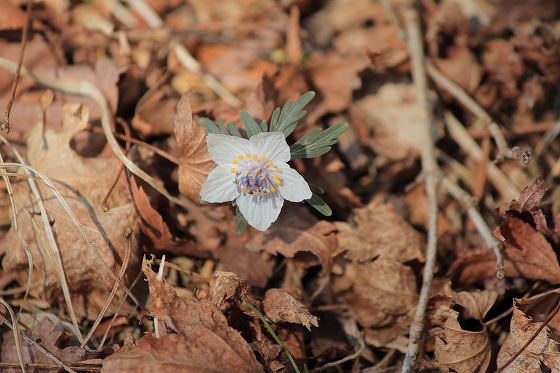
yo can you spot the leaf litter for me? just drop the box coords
[1,0,560,372]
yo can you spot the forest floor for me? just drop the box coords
[0,0,560,372]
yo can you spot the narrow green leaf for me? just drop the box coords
[239,110,263,138]
[233,205,248,233]
[259,119,268,132]
[242,298,301,373]
[308,183,324,194]
[217,118,228,133]
[306,193,332,216]
[281,123,297,137]
[226,122,242,137]
[269,107,281,132]
[291,91,315,113]
[200,117,226,135]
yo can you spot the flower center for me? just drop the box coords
[230,153,281,200]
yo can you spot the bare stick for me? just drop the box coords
[441,177,504,278]
[1,0,33,133]
[400,1,440,372]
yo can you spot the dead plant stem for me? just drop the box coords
[400,2,439,372]
[1,0,33,134]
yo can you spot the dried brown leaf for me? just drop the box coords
[354,83,427,160]
[494,216,560,283]
[245,205,337,275]
[1,104,140,319]
[263,289,319,330]
[304,52,369,123]
[129,179,206,257]
[334,258,418,328]
[132,84,178,137]
[336,201,425,263]
[444,282,498,322]
[103,333,262,373]
[174,90,216,202]
[452,216,560,286]
[141,260,264,373]
[2,317,86,369]
[434,310,491,373]
[509,176,550,214]
[497,299,560,373]
[208,271,258,313]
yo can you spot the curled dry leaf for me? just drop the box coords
[503,175,549,213]
[1,317,86,368]
[263,289,319,331]
[497,299,560,373]
[434,310,492,373]
[335,201,425,262]
[174,89,215,202]
[430,286,496,373]
[130,259,264,373]
[499,176,552,235]
[1,104,140,319]
[451,215,560,286]
[132,83,178,137]
[444,282,498,322]
[494,216,560,284]
[209,271,258,313]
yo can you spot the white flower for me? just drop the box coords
[200,132,312,231]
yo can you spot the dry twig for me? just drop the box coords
[399,1,440,372]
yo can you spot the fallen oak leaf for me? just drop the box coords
[208,271,260,314]
[102,333,262,373]
[334,258,418,328]
[429,285,496,373]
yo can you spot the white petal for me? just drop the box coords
[206,134,251,164]
[236,192,284,231]
[276,163,312,202]
[249,132,290,163]
[199,164,239,203]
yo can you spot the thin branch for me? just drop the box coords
[399,1,440,372]
[440,177,504,279]
[1,0,33,133]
